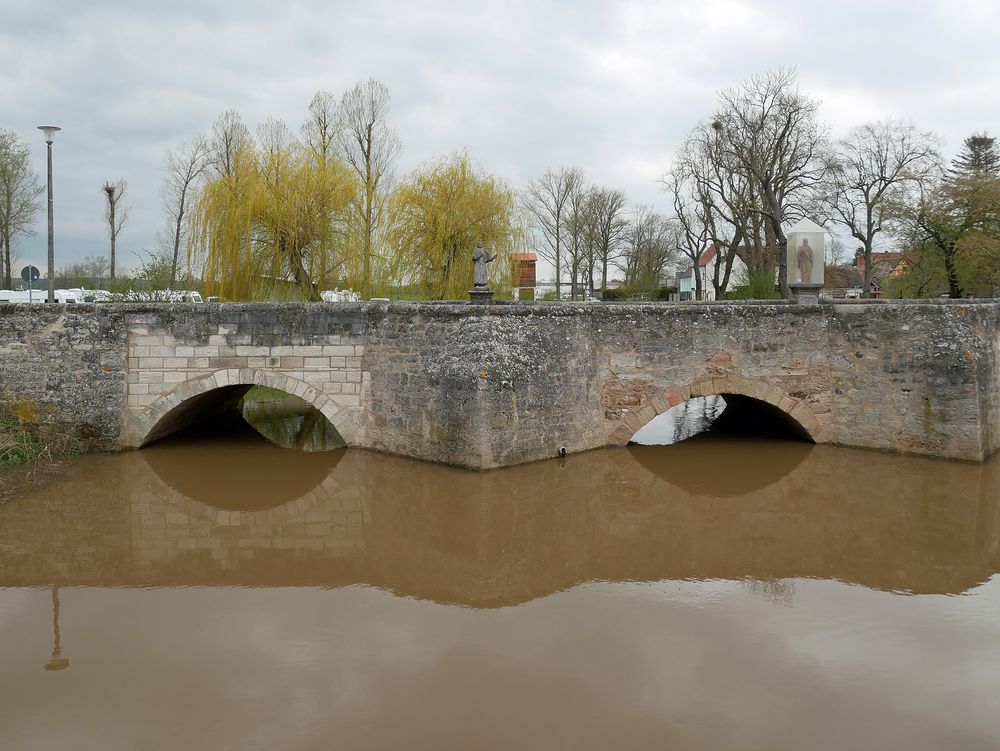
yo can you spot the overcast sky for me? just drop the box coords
[3,0,999,278]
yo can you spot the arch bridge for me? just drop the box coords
[2,300,999,468]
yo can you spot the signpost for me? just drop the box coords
[21,265,40,304]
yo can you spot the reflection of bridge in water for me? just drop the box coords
[1,442,998,604]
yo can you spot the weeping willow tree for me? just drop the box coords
[386,152,523,299]
[190,131,358,301]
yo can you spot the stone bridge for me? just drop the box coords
[2,300,999,467]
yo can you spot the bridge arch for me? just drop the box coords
[128,368,357,449]
[608,373,829,447]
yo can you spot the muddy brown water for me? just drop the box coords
[1,400,999,750]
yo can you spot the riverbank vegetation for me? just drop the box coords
[0,417,47,467]
[0,396,70,469]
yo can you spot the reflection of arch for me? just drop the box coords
[143,436,345,511]
[628,438,813,497]
[608,373,829,447]
[138,443,354,526]
[128,368,357,448]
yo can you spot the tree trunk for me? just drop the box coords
[944,244,963,298]
[554,241,561,299]
[363,185,373,298]
[776,236,789,298]
[109,201,117,281]
[2,232,10,289]
[862,240,873,298]
[288,245,320,301]
[170,193,185,286]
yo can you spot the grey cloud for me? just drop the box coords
[2,0,997,270]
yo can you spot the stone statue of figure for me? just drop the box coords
[473,240,496,288]
[796,237,814,283]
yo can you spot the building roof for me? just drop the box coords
[854,252,910,278]
[511,253,537,262]
[697,245,718,267]
[826,264,863,288]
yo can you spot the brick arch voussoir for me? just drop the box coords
[608,374,827,447]
[134,368,355,447]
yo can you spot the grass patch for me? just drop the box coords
[0,417,49,467]
[241,385,291,403]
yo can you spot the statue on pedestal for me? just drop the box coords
[470,240,497,304]
[473,241,496,288]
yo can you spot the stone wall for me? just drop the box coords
[364,300,1000,465]
[0,300,998,467]
[0,304,127,452]
[986,322,1000,456]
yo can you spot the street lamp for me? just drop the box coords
[37,125,61,304]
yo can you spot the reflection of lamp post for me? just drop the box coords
[43,585,70,671]
[36,125,60,304]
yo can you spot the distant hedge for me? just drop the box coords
[600,287,677,301]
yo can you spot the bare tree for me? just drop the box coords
[302,90,340,166]
[820,120,940,295]
[56,254,110,288]
[618,205,678,290]
[209,110,252,179]
[0,130,43,289]
[338,79,401,297]
[666,166,710,300]
[102,179,128,280]
[257,117,294,157]
[682,123,766,297]
[564,179,591,300]
[713,68,826,297]
[161,134,210,285]
[587,186,628,292]
[524,166,584,298]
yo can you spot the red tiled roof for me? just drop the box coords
[697,245,717,267]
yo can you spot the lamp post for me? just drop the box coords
[43,585,70,672]
[37,125,60,304]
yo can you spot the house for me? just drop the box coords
[511,252,537,300]
[853,250,912,298]
[823,264,864,298]
[677,245,748,301]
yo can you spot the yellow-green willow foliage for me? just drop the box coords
[385,152,524,299]
[190,139,358,301]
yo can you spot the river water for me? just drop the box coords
[0,398,998,750]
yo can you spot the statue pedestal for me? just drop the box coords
[469,288,495,305]
[790,283,823,305]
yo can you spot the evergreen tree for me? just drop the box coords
[948,132,1000,180]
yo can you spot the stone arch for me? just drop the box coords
[126,368,357,449]
[607,373,829,447]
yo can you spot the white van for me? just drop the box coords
[0,289,80,304]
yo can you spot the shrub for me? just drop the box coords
[651,287,677,300]
[0,417,46,467]
[601,287,627,300]
[725,271,781,300]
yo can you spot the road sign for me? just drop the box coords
[21,265,40,283]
